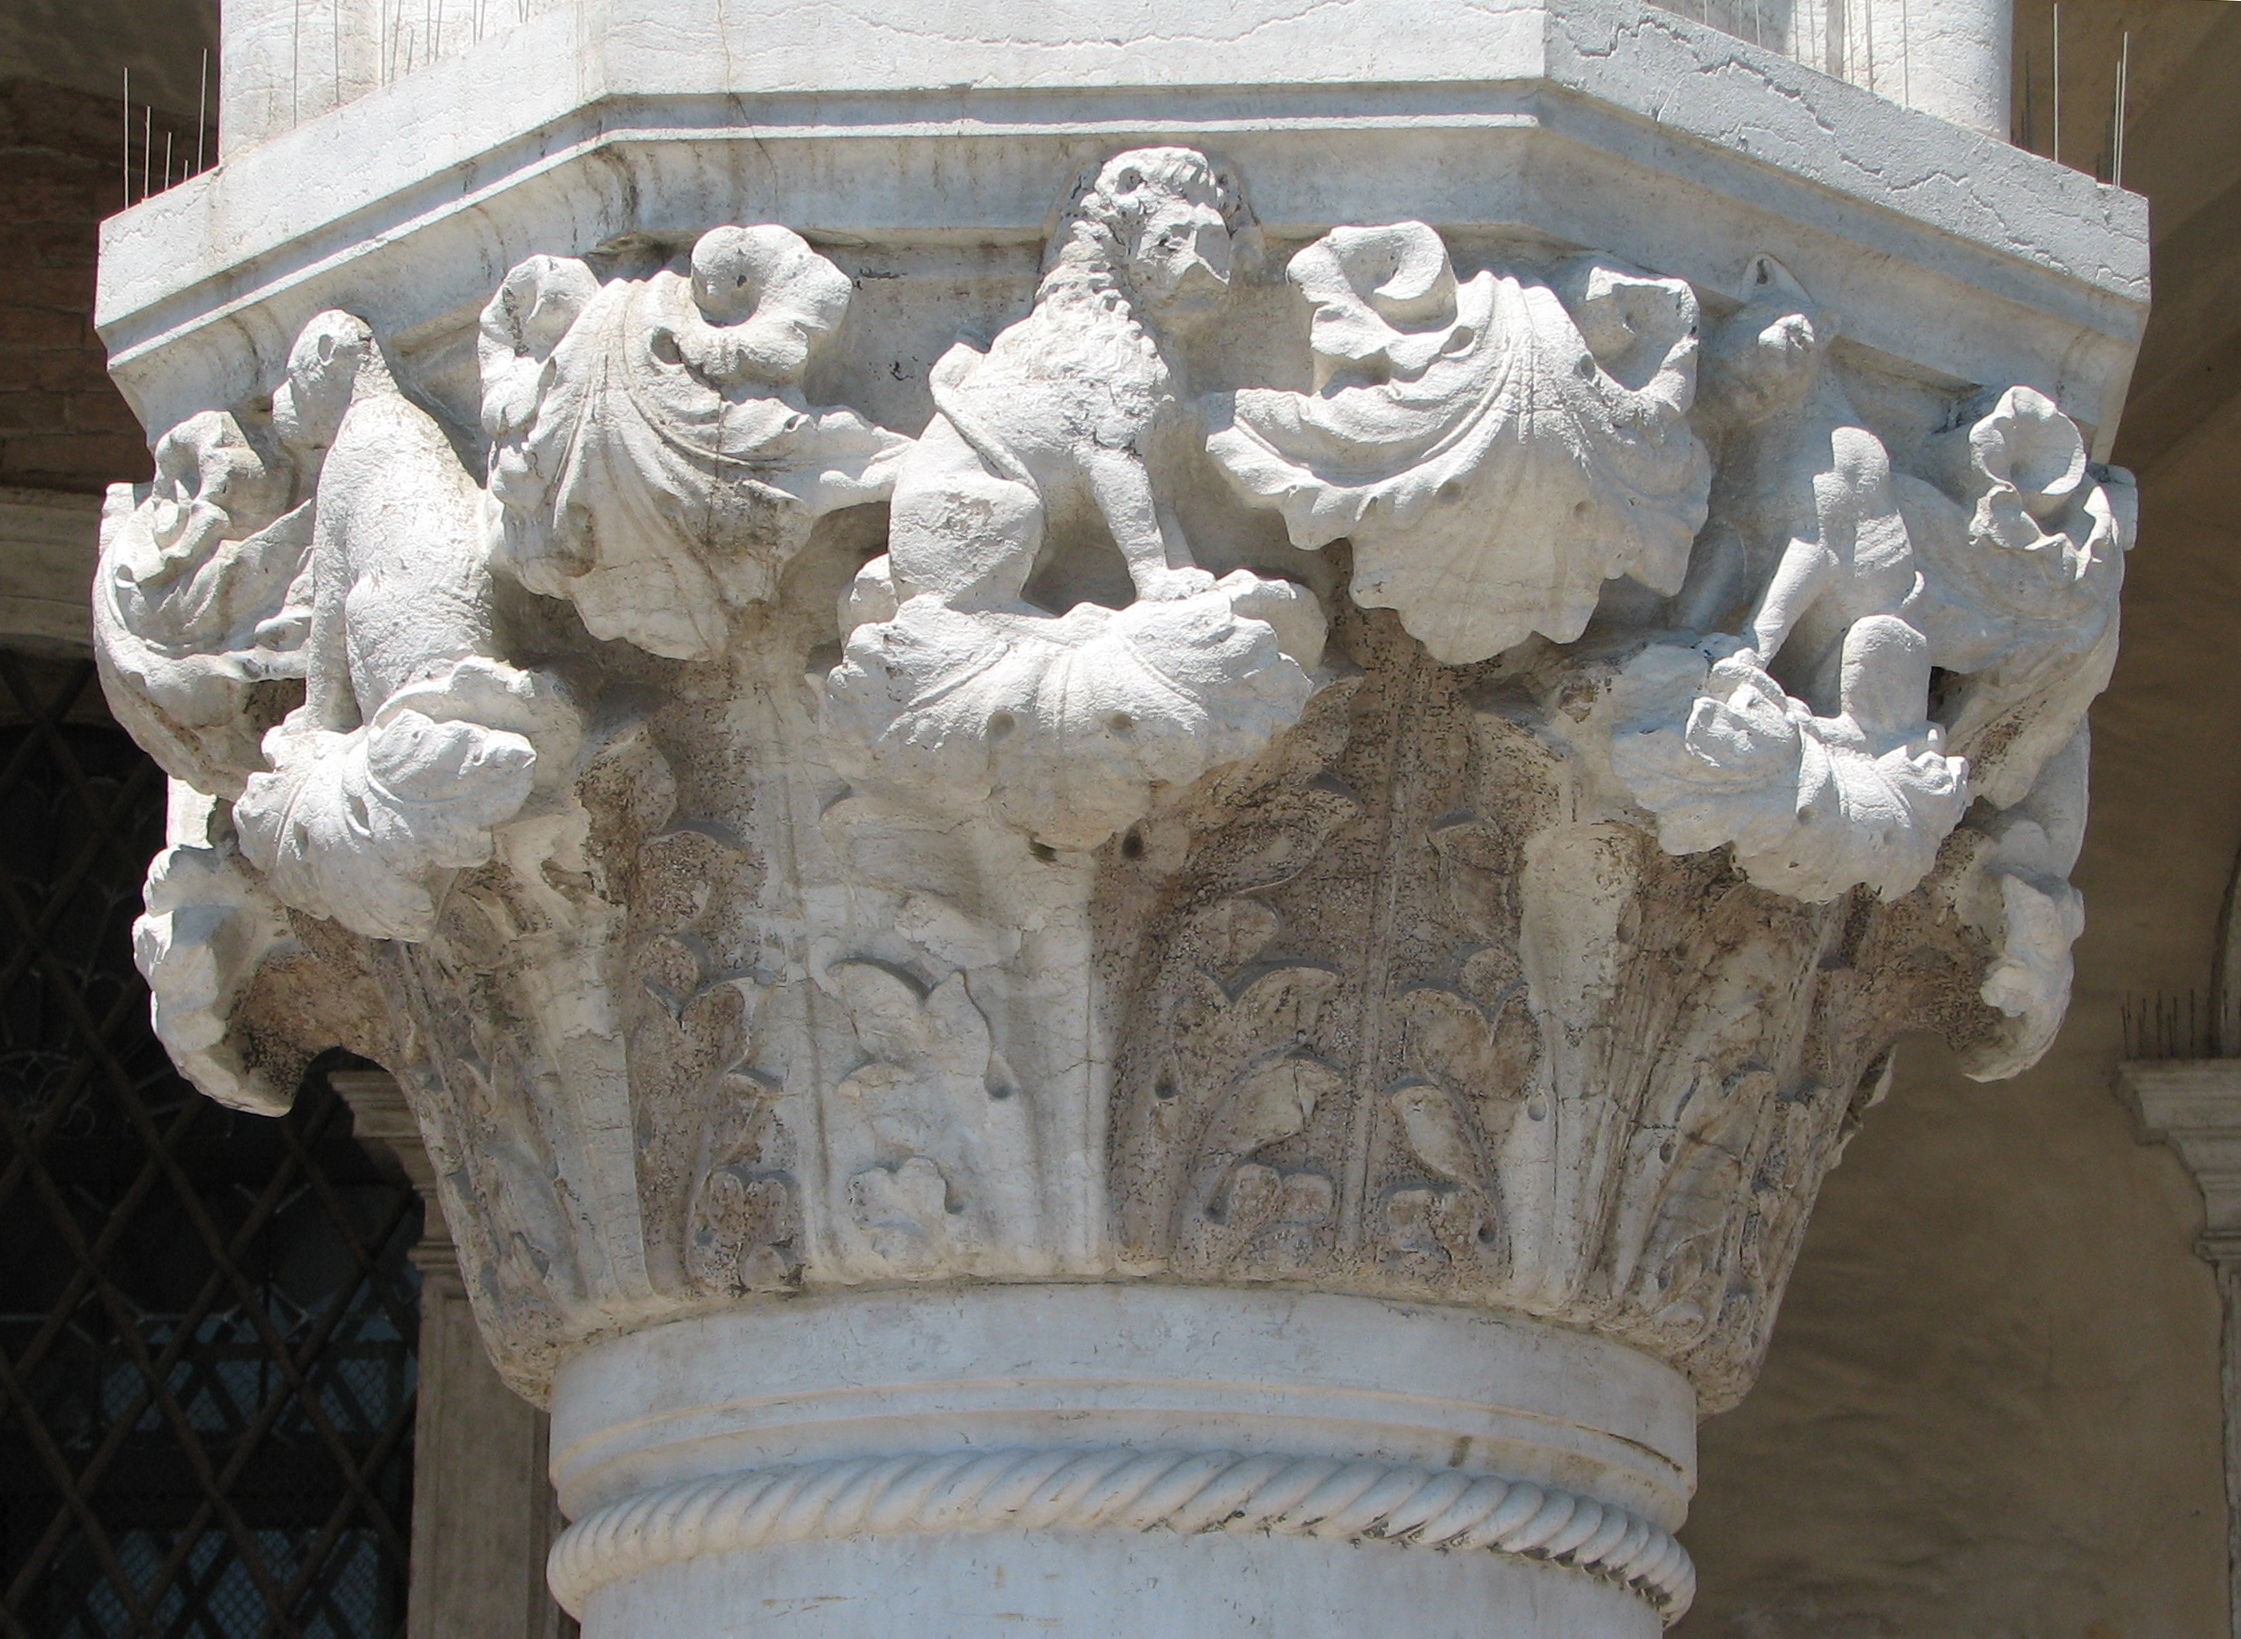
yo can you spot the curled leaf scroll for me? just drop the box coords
[825,568,1320,852]
[94,410,312,798]
[1206,225,1711,664]
[483,228,910,661]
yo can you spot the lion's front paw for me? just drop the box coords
[1136,565,1219,602]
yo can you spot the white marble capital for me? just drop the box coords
[99,6,2146,1634]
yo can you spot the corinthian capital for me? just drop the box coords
[98,12,2147,1626]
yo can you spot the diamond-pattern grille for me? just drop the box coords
[0,654,418,1639]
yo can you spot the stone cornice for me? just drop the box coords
[96,0,2145,451]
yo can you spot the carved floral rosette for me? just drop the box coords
[100,154,2130,1435]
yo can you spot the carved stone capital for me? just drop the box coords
[100,13,2147,1629]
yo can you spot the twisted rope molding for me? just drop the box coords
[548,1445,1696,1621]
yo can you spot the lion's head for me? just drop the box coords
[1700,254,1836,426]
[273,311,396,453]
[1042,147,1257,330]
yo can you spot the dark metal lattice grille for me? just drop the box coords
[0,655,418,1639]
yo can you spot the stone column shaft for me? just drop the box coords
[2222,1254,2241,1639]
[1881,0,2012,134]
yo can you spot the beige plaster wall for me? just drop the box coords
[1681,1035,2228,1635]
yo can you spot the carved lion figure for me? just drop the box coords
[234,310,577,941]
[273,310,497,731]
[884,145,1253,611]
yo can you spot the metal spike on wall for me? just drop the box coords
[118,58,218,208]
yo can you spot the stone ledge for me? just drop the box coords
[2120,1059,2241,1236]
[95,0,2146,450]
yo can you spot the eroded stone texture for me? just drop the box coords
[97,141,2131,1628]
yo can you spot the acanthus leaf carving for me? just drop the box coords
[95,149,2134,1415]
[1205,224,1712,664]
[132,833,300,1116]
[824,959,1048,1278]
[95,409,312,798]
[825,568,1319,851]
[483,227,910,661]
[236,656,579,941]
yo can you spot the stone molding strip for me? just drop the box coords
[546,1445,1698,1622]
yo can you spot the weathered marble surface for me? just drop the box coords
[105,155,2126,1367]
[95,11,2143,1620]
[545,1287,1692,1635]
[100,0,2143,452]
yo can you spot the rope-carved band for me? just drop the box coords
[548,1445,1696,1622]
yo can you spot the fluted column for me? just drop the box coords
[99,1,2145,1633]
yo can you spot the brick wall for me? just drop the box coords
[0,76,173,495]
